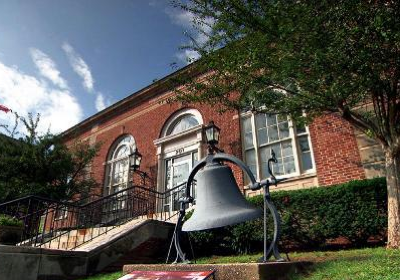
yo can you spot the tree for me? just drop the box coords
[0,113,100,203]
[172,0,400,248]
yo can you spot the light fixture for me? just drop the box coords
[129,148,142,172]
[204,121,221,154]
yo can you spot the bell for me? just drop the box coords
[182,163,262,232]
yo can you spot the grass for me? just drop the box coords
[78,247,400,280]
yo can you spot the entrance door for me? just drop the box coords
[164,153,195,214]
[171,158,191,211]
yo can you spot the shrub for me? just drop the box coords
[0,215,23,227]
[185,177,387,256]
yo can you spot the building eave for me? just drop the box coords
[61,63,199,141]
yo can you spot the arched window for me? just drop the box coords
[160,108,203,138]
[104,135,136,195]
[166,114,199,136]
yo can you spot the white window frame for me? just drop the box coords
[160,108,203,138]
[104,135,136,196]
[154,108,204,195]
[241,111,316,181]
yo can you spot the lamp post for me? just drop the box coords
[129,148,148,185]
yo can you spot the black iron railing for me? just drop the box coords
[0,181,195,250]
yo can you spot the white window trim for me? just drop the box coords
[241,111,316,182]
[160,108,204,138]
[154,109,204,194]
[104,135,136,195]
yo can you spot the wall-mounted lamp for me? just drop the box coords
[204,121,222,154]
[129,148,148,185]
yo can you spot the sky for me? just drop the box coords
[0,0,203,135]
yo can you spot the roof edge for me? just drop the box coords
[61,63,199,140]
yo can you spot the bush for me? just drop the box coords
[0,215,23,227]
[185,177,387,256]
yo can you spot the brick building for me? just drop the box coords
[61,66,385,207]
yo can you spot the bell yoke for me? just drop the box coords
[167,121,285,264]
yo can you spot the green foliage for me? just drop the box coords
[186,178,387,256]
[173,0,400,153]
[0,113,100,203]
[0,214,23,227]
[172,0,400,247]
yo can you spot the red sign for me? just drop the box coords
[118,270,214,280]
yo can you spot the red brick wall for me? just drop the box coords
[309,114,366,186]
[67,94,243,197]
[65,89,367,194]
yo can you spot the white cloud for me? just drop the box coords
[176,49,201,65]
[167,9,195,28]
[0,61,83,134]
[166,8,214,65]
[95,93,106,112]
[62,42,94,92]
[30,48,69,89]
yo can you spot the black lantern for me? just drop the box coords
[129,148,142,171]
[204,121,220,145]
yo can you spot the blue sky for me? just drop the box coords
[0,0,202,134]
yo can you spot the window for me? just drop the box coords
[104,135,136,195]
[166,114,199,136]
[55,206,68,220]
[242,112,314,181]
[160,108,203,138]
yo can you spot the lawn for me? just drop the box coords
[79,247,400,280]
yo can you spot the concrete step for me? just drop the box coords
[28,212,178,250]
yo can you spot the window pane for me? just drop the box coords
[243,117,252,132]
[115,145,129,158]
[302,153,313,171]
[245,150,257,177]
[299,136,310,152]
[283,156,296,174]
[113,159,128,185]
[243,117,254,149]
[266,114,277,126]
[267,125,279,142]
[255,114,267,129]
[278,122,289,139]
[193,151,198,165]
[257,128,267,145]
[165,160,171,190]
[245,132,254,149]
[277,114,288,122]
[275,163,284,176]
[296,122,307,134]
[260,147,271,178]
[261,162,270,178]
[167,115,199,135]
[282,141,293,157]
[270,143,282,159]
[260,146,271,163]
[299,136,313,170]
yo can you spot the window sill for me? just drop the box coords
[243,172,317,190]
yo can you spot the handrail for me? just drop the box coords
[0,180,191,210]
[0,195,77,208]
[0,180,195,250]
